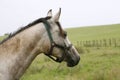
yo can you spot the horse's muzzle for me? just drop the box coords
[67,56,80,67]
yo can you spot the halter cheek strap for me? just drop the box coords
[40,18,53,43]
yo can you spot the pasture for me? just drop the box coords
[0,24,120,80]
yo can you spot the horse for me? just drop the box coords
[0,8,80,80]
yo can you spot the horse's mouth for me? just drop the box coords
[65,56,80,67]
[67,60,79,67]
[55,56,80,67]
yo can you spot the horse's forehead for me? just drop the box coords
[55,22,65,37]
[48,19,65,38]
[56,29,65,38]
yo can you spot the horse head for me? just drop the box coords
[42,8,80,67]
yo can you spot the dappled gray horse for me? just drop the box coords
[0,9,80,80]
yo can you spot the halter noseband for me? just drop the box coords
[41,17,72,62]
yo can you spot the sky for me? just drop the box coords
[0,0,120,35]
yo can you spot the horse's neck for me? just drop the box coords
[0,23,47,80]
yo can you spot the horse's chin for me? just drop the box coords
[66,61,76,67]
[66,61,79,67]
[65,57,80,67]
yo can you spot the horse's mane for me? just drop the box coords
[0,17,51,45]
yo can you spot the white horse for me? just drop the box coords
[0,8,80,80]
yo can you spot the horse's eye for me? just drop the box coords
[63,31,67,38]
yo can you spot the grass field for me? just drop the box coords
[0,24,120,80]
[67,24,120,44]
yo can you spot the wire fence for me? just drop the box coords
[75,38,120,48]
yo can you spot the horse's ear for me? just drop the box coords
[47,9,52,17]
[53,8,61,22]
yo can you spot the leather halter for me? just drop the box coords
[41,17,72,62]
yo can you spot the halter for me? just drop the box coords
[41,17,72,62]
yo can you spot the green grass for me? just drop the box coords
[0,24,120,80]
[67,24,120,43]
[21,48,120,80]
